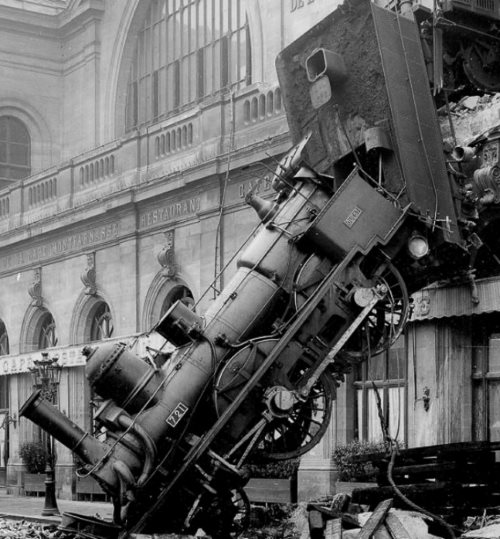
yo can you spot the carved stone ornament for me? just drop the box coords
[157,230,176,279]
[414,293,431,317]
[81,252,97,295]
[28,268,43,307]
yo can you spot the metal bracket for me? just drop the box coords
[297,283,387,397]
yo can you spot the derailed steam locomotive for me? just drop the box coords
[19,1,500,537]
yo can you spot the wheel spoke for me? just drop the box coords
[257,372,334,460]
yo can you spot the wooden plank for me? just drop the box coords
[342,514,361,530]
[353,442,500,468]
[358,499,392,539]
[308,509,324,539]
[448,322,472,444]
[389,461,456,476]
[324,518,342,539]
[352,482,450,507]
[385,513,412,539]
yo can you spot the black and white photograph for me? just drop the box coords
[0,0,500,537]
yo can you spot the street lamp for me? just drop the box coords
[29,352,62,516]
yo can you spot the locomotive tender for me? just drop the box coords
[20,1,500,537]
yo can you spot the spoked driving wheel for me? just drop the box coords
[256,364,336,460]
[214,339,335,462]
[463,41,500,92]
[342,260,409,358]
[190,486,250,539]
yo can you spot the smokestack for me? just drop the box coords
[20,390,109,467]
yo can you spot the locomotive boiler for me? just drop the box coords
[19,1,500,537]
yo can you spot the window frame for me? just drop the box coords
[354,336,407,443]
[125,0,251,131]
[38,313,57,350]
[0,321,8,356]
[0,116,31,186]
[90,302,114,342]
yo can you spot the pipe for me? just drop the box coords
[452,146,476,162]
[20,391,108,466]
[112,460,136,524]
[118,415,156,487]
[20,390,142,494]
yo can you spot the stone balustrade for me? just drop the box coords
[0,84,287,228]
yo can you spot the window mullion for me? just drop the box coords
[125,0,249,130]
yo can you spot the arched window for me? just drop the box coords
[0,321,8,356]
[38,312,57,350]
[160,284,194,318]
[125,0,251,130]
[90,302,114,342]
[0,116,31,189]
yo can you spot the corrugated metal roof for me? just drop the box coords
[410,275,500,321]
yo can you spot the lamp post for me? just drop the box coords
[29,352,62,516]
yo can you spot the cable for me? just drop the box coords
[386,441,456,539]
[373,384,457,538]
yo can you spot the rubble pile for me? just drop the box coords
[297,495,444,539]
[292,493,500,539]
[439,92,500,144]
[240,504,299,539]
[461,514,500,538]
[3,505,500,539]
[0,519,59,539]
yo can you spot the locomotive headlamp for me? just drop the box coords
[408,233,429,259]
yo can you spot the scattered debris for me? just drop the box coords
[439,92,500,142]
[242,504,299,539]
[462,523,500,538]
[458,96,481,111]
[348,441,500,525]
[130,533,211,539]
[0,518,60,539]
[302,497,442,539]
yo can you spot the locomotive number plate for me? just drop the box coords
[166,402,189,427]
[344,206,363,228]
